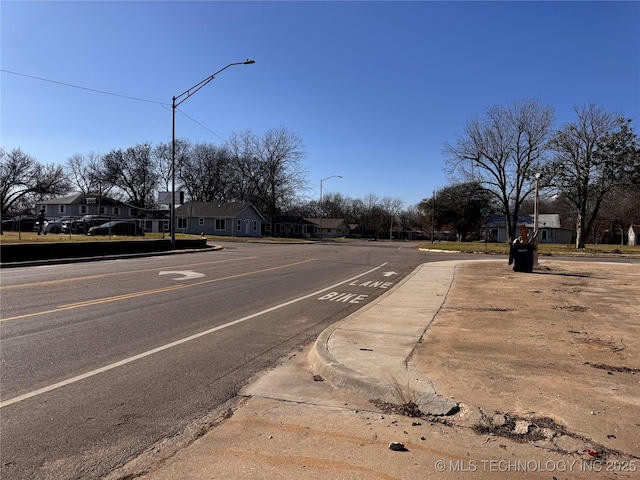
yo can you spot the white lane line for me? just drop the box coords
[0,262,387,408]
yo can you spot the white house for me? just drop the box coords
[485,213,573,244]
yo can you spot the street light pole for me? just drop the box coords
[319,175,342,239]
[170,59,255,249]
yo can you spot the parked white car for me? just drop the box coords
[40,216,76,234]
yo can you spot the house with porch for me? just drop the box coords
[175,202,263,237]
[261,216,318,238]
[260,217,349,238]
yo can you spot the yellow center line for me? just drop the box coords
[0,256,260,290]
[1,258,316,323]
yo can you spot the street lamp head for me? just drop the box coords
[244,59,256,65]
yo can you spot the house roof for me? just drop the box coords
[485,213,564,229]
[176,202,264,220]
[39,193,127,207]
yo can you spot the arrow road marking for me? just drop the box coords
[382,271,398,277]
[159,270,206,281]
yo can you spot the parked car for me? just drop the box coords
[61,215,112,234]
[37,216,76,234]
[87,221,143,236]
[1,216,37,232]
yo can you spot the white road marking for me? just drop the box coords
[0,262,387,408]
[158,270,206,280]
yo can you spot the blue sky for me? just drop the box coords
[2,1,639,207]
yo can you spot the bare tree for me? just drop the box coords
[228,127,308,231]
[152,139,190,195]
[180,143,234,202]
[102,143,159,209]
[1,147,70,217]
[65,151,114,196]
[444,99,555,241]
[548,104,639,247]
[320,192,351,219]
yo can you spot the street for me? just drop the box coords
[0,241,460,479]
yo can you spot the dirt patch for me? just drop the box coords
[411,260,640,459]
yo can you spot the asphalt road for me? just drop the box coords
[1,241,468,479]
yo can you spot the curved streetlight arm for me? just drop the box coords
[170,59,254,249]
[173,60,255,108]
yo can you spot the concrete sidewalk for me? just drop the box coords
[116,258,639,480]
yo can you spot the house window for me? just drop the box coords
[199,218,205,226]
[237,219,242,231]
[264,224,271,233]
[80,205,88,214]
[99,206,106,215]
[113,207,120,215]
[177,218,188,229]
[252,220,257,231]
[215,219,226,230]
[162,220,169,232]
[59,205,66,214]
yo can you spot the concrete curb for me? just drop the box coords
[308,260,499,414]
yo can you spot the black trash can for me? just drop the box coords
[510,244,535,273]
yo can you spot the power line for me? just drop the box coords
[1,68,167,106]
[176,108,227,143]
[2,68,228,143]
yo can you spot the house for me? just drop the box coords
[629,225,640,246]
[304,218,350,238]
[175,202,263,237]
[485,213,573,244]
[37,193,170,233]
[137,209,170,234]
[37,193,134,220]
[261,216,318,238]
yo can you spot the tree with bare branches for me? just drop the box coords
[227,127,308,232]
[1,147,70,217]
[444,99,555,241]
[102,143,159,209]
[548,104,639,247]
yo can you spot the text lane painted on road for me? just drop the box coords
[318,276,395,303]
[348,279,393,289]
